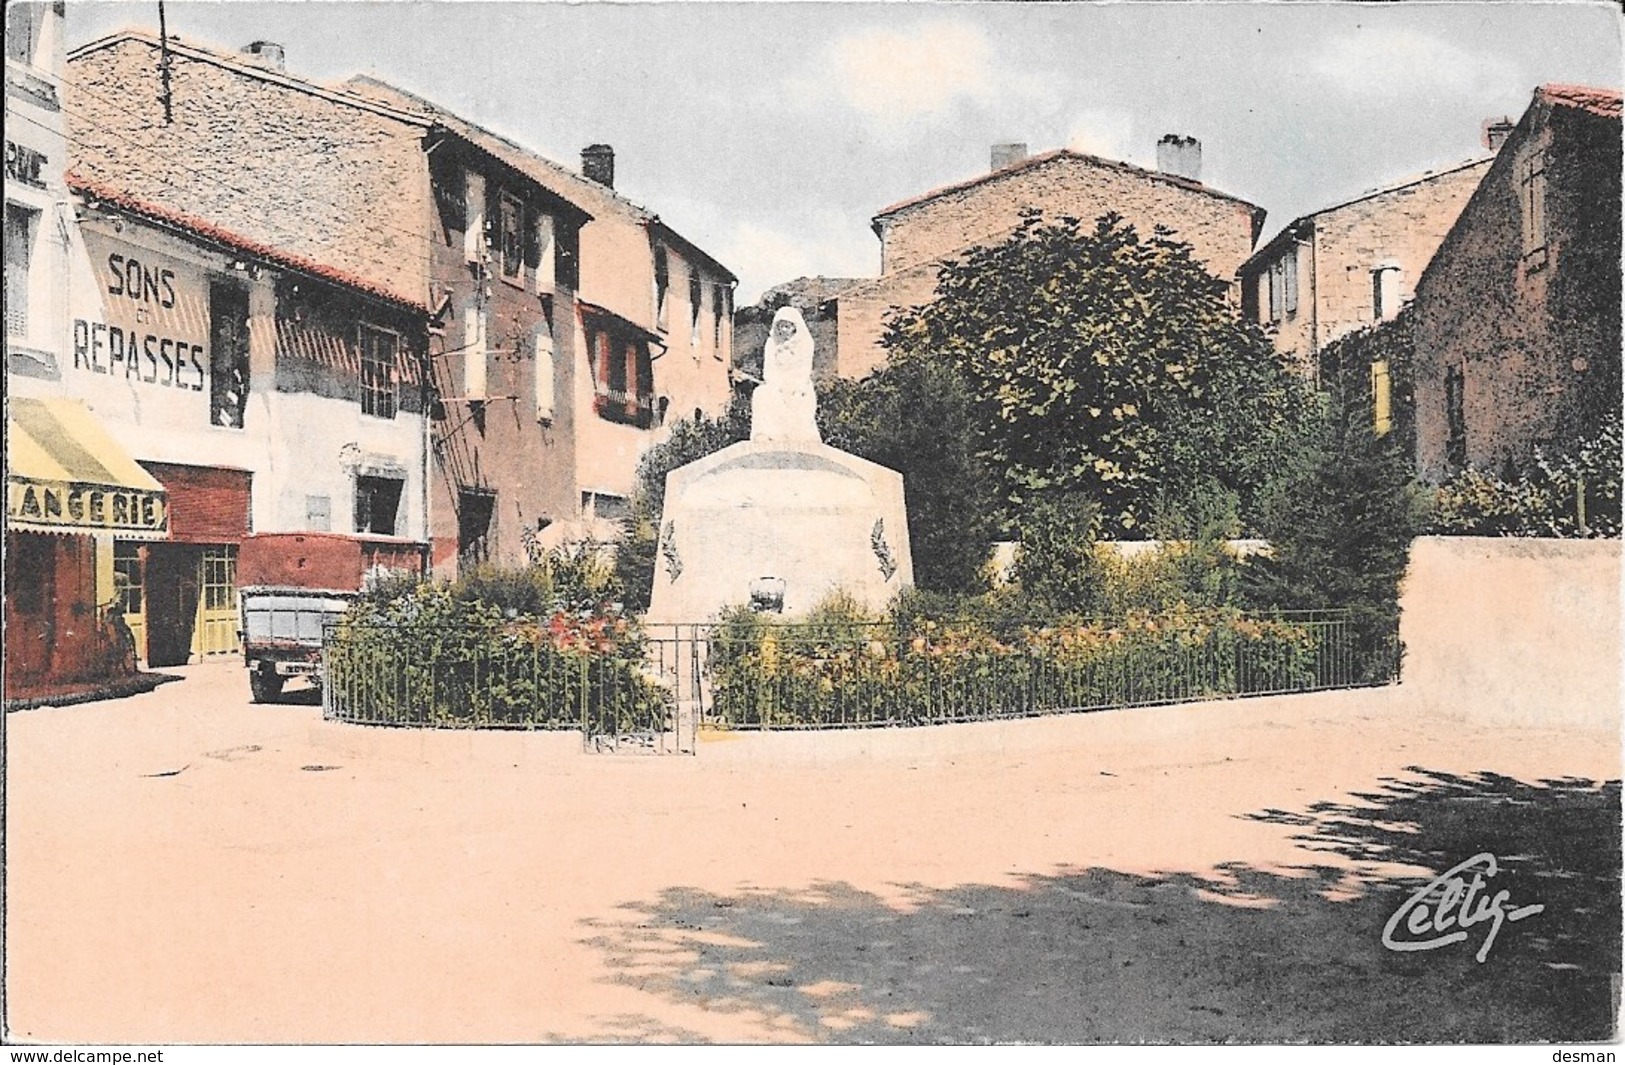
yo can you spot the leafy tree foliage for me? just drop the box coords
[882,210,1316,537]
[819,357,1000,594]
[614,397,750,612]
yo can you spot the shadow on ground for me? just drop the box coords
[580,770,1620,1044]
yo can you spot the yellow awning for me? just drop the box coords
[6,397,168,539]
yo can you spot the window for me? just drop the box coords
[201,547,237,612]
[4,203,36,338]
[586,319,654,428]
[555,227,579,292]
[653,245,669,330]
[1520,149,1548,261]
[430,152,465,239]
[499,192,523,280]
[457,489,495,569]
[355,475,404,536]
[6,3,42,64]
[113,544,145,616]
[711,284,726,356]
[208,280,250,429]
[1371,266,1402,322]
[689,267,703,349]
[581,491,629,524]
[1370,359,1392,437]
[1445,364,1468,469]
[359,324,398,419]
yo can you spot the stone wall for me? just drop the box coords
[1398,536,1620,730]
[877,154,1260,283]
[1411,102,1621,482]
[1246,161,1490,369]
[68,35,431,308]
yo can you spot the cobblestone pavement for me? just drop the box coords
[5,660,1618,1043]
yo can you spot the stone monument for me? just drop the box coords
[645,307,913,623]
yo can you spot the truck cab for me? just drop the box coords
[236,533,426,703]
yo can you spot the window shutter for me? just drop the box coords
[1282,251,1298,315]
[463,304,486,400]
[1371,359,1391,437]
[534,324,556,422]
[534,213,556,293]
[464,170,486,265]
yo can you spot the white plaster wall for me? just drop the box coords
[59,216,426,539]
[1399,535,1620,731]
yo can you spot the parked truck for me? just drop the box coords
[237,533,427,702]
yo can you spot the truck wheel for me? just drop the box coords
[249,670,285,703]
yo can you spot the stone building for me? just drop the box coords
[1239,149,1496,375]
[66,29,736,598]
[5,1,174,699]
[805,140,1265,380]
[59,30,437,666]
[345,80,738,554]
[1411,84,1622,483]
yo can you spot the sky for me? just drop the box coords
[66,0,1624,304]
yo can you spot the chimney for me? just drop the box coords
[1482,117,1516,152]
[1156,134,1202,182]
[990,142,1028,171]
[240,40,285,71]
[581,144,615,188]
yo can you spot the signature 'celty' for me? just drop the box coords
[1382,852,1545,963]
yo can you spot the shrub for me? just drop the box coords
[819,357,1001,594]
[326,560,660,731]
[1241,409,1426,682]
[1431,410,1622,538]
[706,593,1332,729]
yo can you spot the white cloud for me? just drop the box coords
[718,219,879,306]
[788,21,1058,129]
[1311,28,1523,102]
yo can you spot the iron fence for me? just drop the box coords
[665,609,1396,730]
[321,619,695,753]
[320,609,1395,744]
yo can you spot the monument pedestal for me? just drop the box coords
[645,438,912,624]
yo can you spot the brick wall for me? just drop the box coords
[426,152,579,576]
[68,36,431,308]
[139,461,252,543]
[1242,163,1491,374]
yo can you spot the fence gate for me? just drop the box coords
[580,625,703,755]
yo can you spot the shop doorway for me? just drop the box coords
[143,544,239,666]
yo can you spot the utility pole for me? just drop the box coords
[158,0,173,124]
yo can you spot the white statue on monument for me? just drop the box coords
[645,302,912,623]
[751,306,821,444]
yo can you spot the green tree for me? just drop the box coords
[883,210,1316,537]
[1241,400,1429,681]
[615,397,750,612]
[819,357,1000,594]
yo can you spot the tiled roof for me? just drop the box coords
[1539,83,1623,118]
[872,148,1264,226]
